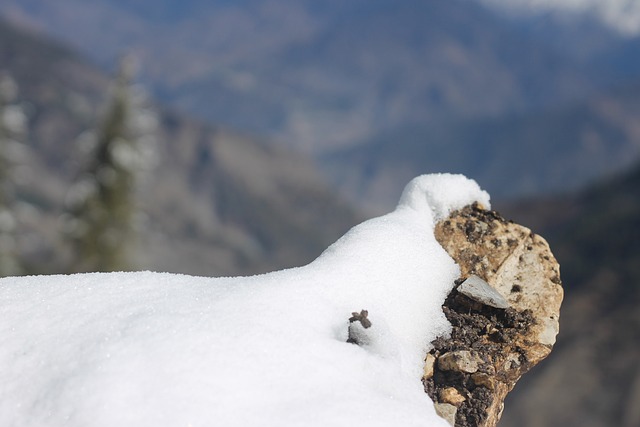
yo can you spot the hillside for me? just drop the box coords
[323,78,640,212]
[3,1,640,215]
[0,18,361,277]
[474,0,640,85]
[497,162,640,426]
[0,0,595,153]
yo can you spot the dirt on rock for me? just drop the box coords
[425,203,563,427]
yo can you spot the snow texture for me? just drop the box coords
[0,173,490,427]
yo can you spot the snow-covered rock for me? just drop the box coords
[0,174,490,427]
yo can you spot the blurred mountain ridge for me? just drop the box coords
[0,17,361,276]
[324,76,640,212]
[2,0,639,209]
[0,0,600,153]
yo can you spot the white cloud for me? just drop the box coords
[478,0,640,35]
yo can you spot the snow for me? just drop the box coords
[0,173,490,427]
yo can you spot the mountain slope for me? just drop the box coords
[472,0,640,87]
[0,0,595,153]
[4,0,640,216]
[0,18,361,276]
[323,78,640,212]
[497,163,640,427]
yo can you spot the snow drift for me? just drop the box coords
[0,173,490,427]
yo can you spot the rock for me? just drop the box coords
[438,350,482,374]
[435,403,458,426]
[471,372,495,391]
[424,203,563,427]
[440,387,466,406]
[457,275,509,309]
[423,353,436,379]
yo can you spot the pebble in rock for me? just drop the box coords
[423,354,436,379]
[434,403,457,426]
[438,350,482,373]
[440,387,466,406]
[457,275,510,309]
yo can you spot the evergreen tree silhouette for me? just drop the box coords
[0,72,27,277]
[66,56,156,272]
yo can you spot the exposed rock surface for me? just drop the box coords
[424,203,563,426]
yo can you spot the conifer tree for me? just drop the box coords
[0,72,27,277]
[65,56,157,272]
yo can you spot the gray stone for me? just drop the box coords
[438,350,482,373]
[457,274,510,309]
[434,403,457,426]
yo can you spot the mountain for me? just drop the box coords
[0,18,361,277]
[477,0,640,36]
[0,0,596,154]
[4,0,640,214]
[3,2,639,229]
[315,0,640,212]
[496,162,640,427]
[323,77,640,212]
[473,0,640,88]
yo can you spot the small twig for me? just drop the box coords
[349,309,372,329]
[347,309,372,345]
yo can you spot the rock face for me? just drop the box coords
[424,203,563,427]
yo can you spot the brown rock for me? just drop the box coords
[471,372,495,391]
[424,203,563,427]
[440,387,466,406]
[438,350,482,374]
[423,353,436,379]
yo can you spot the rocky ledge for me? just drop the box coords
[424,203,564,427]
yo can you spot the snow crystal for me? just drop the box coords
[0,174,490,427]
